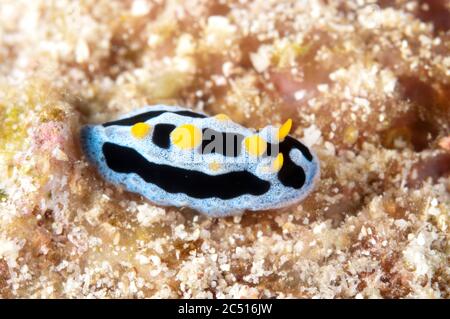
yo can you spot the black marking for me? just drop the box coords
[283,136,313,161]
[152,124,175,149]
[175,110,207,118]
[103,109,206,127]
[200,128,245,157]
[277,136,312,189]
[102,142,271,200]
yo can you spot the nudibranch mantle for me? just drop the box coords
[81,105,320,217]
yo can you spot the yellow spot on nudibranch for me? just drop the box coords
[208,161,222,171]
[272,153,284,172]
[131,122,151,139]
[244,135,267,157]
[214,113,230,121]
[277,118,292,142]
[171,124,202,150]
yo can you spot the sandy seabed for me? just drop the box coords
[0,0,449,298]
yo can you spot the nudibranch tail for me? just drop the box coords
[81,105,320,217]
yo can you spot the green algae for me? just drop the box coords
[0,103,28,155]
[0,189,7,201]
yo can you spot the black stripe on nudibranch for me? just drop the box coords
[102,142,271,200]
[277,136,311,189]
[103,109,206,127]
[174,110,207,118]
[152,123,176,149]
[282,136,313,161]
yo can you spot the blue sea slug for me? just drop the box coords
[81,105,320,217]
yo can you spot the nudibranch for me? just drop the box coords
[81,105,319,217]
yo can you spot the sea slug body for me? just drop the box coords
[81,105,320,217]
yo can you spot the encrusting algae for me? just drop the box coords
[0,0,449,298]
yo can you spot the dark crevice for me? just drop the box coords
[417,0,450,35]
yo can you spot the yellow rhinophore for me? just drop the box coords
[277,118,292,142]
[131,122,151,139]
[214,113,230,121]
[171,124,202,149]
[244,135,267,157]
[272,153,284,172]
